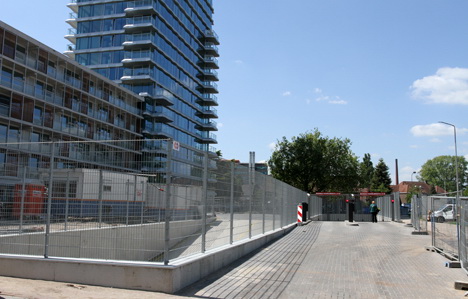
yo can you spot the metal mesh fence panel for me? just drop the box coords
[460,197,468,271]
[429,196,458,259]
[0,140,309,264]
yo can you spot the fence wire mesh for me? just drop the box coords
[428,196,458,259]
[0,139,310,264]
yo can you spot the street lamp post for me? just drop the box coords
[438,121,459,197]
[411,171,417,182]
[438,121,460,260]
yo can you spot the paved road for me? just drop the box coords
[1,220,467,298]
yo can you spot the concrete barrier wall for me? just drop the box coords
[0,219,213,261]
[0,223,297,293]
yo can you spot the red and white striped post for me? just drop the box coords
[297,204,303,224]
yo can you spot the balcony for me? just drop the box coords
[196,107,218,119]
[122,57,153,67]
[67,1,78,13]
[203,30,220,45]
[196,94,218,106]
[142,129,172,139]
[139,91,174,106]
[64,44,75,59]
[195,120,218,131]
[66,12,78,28]
[124,17,156,33]
[200,81,218,94]
[198,68,218,81]
[121,74,154,84]
[195,132,217,144]
[142,111,173,123]
[125,0,156,16]
[201,56,219,69]
[64,28,76,43]
[203,43,219,57]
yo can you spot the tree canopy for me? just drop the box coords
[359,153,374,189]
[268,129,360,193]
[370,158,392,193]
[418,155,467,193]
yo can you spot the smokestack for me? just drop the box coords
[395,159,399,185]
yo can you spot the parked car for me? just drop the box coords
[431,204,455,223]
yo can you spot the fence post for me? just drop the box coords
[140,181,145,224]
[230,162,234,244]
[164,139,173,265]
[44,142,55,258]
[201,151,208,253]
[262,176,266,234]
[273,183,277,230]
[98,169,103,228]
[126,179,130,226]
[64,171,70,231]
[19,166,27,233]
[249,152,255,238]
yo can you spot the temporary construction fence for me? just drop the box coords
[308,193,400,222]
[0,139,312,265]
[413,194,468,273]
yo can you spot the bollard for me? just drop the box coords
[297,204,303,224]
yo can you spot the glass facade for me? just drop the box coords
[0,21,145,176]
[66,0,219,153]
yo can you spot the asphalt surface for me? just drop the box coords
[1,220,467,299]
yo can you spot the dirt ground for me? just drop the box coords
[0,276,185,299]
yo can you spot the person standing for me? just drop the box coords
[370,201,378,223]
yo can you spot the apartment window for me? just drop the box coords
[1,67,12,86]
[12,71,24,91]
[33,107,43,125]
[0,124,7,142]
[0,94,9,117]
[3,34,15,59]
[8,127,19,143]
[10,94,22,120]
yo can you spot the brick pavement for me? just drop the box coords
[178,221,468,298]
[1,221,467,298]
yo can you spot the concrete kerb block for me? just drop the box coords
[454,280,468,290]
[445,261,461,268]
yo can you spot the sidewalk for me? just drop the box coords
[1,221,467,299]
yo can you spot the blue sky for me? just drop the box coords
[1,0,467,184]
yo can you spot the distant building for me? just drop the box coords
[391,181,446,203]
[239,162,269,175]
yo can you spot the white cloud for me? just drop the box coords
[282,91,292,96]
[315,96,330,102]
[305,98,312,105]
[268,142,276,151]
[217,122,224,128]
[316,95,347,105]
[409,144,418,149]
[328,99,348,105]
[429,138,441,143]
[314,88,322,94]
[411,67,468,105]
[234,60,244,65]
[411,123,468,137]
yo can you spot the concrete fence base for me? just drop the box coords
[0,223,297,294]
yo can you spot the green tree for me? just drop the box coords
[419,155,467,193]
[268,129,360,193]
[359,153,374,189]
[370,158,392,193]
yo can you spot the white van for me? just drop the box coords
[432,204,455,223]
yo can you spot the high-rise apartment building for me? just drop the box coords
[65,0,219,153]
